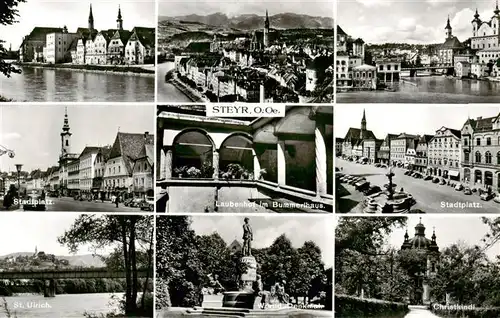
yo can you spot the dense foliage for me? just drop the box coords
[0,0,25,78]
[156,216,331,310]
[335,294,409,318]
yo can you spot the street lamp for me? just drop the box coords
[15,164,23,195]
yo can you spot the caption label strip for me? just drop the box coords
[206,104,285,117]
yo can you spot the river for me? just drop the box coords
[0,66,154,102]
[157,62,193,103]
[1,293,122,317]
[336,76,500,103]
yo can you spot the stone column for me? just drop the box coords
[252,148,261,180]
[315,122,327,196]
[160,148,166,179]
[164,147,173,180]
[277,140,286,186]
[213,149,219,179]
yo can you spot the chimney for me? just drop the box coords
[144,131,149,140]
[476,116,482,120]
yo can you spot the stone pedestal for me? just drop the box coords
[223,256,258,309]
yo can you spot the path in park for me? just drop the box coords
[404,306,442,318]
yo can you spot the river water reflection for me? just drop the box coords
[337,76,500,103]
[0,66,154,102]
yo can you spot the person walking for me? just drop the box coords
[115,195,119,208]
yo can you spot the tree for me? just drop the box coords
[1,0,26,77]
[57,215,153,316]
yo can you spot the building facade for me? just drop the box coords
[390,133,418,167]
[428,127,462,180]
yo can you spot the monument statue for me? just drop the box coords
[242,217,253,256]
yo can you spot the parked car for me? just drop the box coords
[404,171,412,176]
[454,184,464,191]
[424,175,433,181]
[413,173,423,179]
[140,196,154,211]
[480,193,496,201]
[439,179,446,185]
[355,181,371,192]
[364,185,382,196]
[432,177,440,183]
[374,163,381,168]
[463,187,472,195]
[380,164,388,168]
[124,198,134,206]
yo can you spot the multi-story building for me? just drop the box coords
[415,135,434,173]
[377,134,397,165]
[125,27,155,64]
[471,6,500,50]
[375,57,401,83]
[352,64,376,89]
[108,30,131,64]
[341,110,376,159]
[390,133,418,167]
[103,132,154,199]
[45,29,79,64]
[428,127,461,180]
[58,108,79,196]
[93,30,118,64]
[461,114,500,191]
[93,146,112,196]
[19,27,63,62]
[132,143,154,198]
[363,138,383,164]
[335,138,344,157]
[78,147,100,194]
[67,159,80,195]
[438,17,464,66]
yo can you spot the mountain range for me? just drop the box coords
[160,12,334,30]
[1,252,105,267]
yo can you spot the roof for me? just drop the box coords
[419,134,434,143]
[463,115,498,132]
[353,64,376,71]
[78,146,100,159]
[337,25,347,36]
[131,27,155,48]
[395,133,418,139]
[135,143,154,167]
[97,146,112,161]
[343,128,376,142]
[98,29,119,43]
[24,27,64,43]
[306,55,332,70]
[441,36,463,49]
[112,29,132,44]
[68,38,78,51]
[108,132,154,175]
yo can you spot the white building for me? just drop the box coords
[455,61,471,78]
[125,27,155,64]
[45,30,78,64]
[78,147,100,193]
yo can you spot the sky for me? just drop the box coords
[189,215,333,267]
[334,216,500,261]
[0,0,155,49]
[0,214,102,256]
[334,105,500,140]
[0,104,154,172]
[338,0,500,44]
[159,0,334,18]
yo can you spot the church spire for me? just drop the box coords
[117,5,123,30]
[62,106,70,133]
[495,0,500,15]
[445,15,452,39]
[265,9,269,29]
[445,15,451,29]
[88,3,94,30]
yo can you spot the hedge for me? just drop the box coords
[335,294,409,318]
[430,305,500,318]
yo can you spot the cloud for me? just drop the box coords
[1,132,22,140]
[398,17,417,32]
[355,0,390,7]
[426,0,460,6]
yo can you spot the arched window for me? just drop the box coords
[173,129,214,178]
[485,151,492,164]
[219,134,254,180]
[475,151,481,163]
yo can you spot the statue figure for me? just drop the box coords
[242,217,253,256]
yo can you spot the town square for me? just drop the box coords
[336,105,500,213]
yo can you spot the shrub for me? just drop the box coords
[335,294,409,318]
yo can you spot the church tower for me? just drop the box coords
[263,10,270,48]
[88,4,94,30]
[445,15,452,39]
[472,9,481,37]
[360,109,367,139]
[60,107,72,157]
[117,5,123,30]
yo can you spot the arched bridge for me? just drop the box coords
[0,268,152,297]
[402,64,454,77]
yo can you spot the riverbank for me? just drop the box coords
[168,72,208,102]
[17,62,155,77]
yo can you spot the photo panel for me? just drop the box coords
[335,215,500,316]
[156,105,334,213]
[156,215,333,315]
[157,0,334,103]
[0,0,155,102]
[336,0,500,103]
[0,213,154,317]
[0,104,154,212]
[335,104,500,213]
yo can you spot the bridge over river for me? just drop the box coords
[0,268,151,297]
